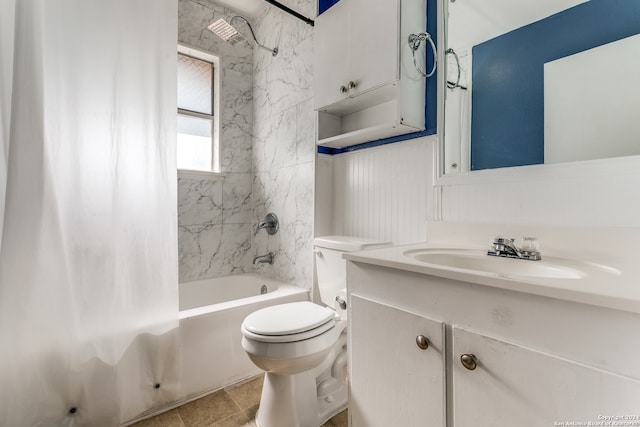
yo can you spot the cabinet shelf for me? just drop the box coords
[317,96,423,149]
[317,122,421,149]
[313,0,426,148]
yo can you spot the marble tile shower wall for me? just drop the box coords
[252,0,316,287]
[177,0,254,282]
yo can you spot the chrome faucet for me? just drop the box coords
[253,252,275,265]
[487,237,541,261]
[254,212,279,236]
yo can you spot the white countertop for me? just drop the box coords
[343,223,640,314]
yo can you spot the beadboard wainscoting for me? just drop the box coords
[324,136,438,245]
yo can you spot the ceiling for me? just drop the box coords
[214,0,265,17]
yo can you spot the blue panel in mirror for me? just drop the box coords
[470,0,640,171]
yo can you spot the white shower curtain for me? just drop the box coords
[0,0,180,425]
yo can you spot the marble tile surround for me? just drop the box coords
[178,0,315,288]
[178,0,254,175]
[177,0,316,287]
[177,0,254,282]
[252,1,316,288]
[178,175,254,282]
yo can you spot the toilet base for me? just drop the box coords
[255,370,347,427]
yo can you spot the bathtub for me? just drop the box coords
[177,274,309,401]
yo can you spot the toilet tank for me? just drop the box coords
[314,236,390,308]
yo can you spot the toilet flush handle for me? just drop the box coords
[335,296,347,310]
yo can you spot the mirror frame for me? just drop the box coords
[434,0,640,188]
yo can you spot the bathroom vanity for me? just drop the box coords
[345,223,640,426]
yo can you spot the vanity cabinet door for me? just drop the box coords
[452,326,640,427]
[349,295,446,427]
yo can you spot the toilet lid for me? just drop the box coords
[242,301,335,336]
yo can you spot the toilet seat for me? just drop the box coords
[241,301,336,343]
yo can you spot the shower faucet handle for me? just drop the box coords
[254,212,279,236]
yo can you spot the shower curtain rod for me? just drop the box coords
[188,0,313,26]
[263,0,314,26]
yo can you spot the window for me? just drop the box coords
[177,46,219,173]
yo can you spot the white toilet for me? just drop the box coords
[241,236,389,427]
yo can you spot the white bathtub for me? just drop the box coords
[177,274,308,401]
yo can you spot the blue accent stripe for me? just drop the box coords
[318,0,340,15]
[471,0,640,170]
[316,0,437,155]
[425,0,437,133]
[318,128,436,155]
[317,146,333,155]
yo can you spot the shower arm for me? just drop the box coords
[230,16,279,56]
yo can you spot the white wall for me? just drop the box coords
[254,0,640,274]
[326,136,437,245]
[0,0,14,249]
[544,34,640,164]
[324,134,640,242]
[438,0,640,229]
[437,154,640,227]
[447,0,587,51]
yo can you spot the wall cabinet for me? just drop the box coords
[347,262,640,427]
[314,0,400,109]
[314,0,428,148]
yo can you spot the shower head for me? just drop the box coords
[207,18,247,46]
[207,15,278,56]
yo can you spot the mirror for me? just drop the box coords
[443,0,640,174]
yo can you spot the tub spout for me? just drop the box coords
[253,252,274,265]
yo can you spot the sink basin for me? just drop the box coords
[403,248,588,279]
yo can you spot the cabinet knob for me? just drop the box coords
[460,353,478,370]
[415,335,430,350]
[340,81,357,94]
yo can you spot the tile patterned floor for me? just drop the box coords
[131,375,348,427]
